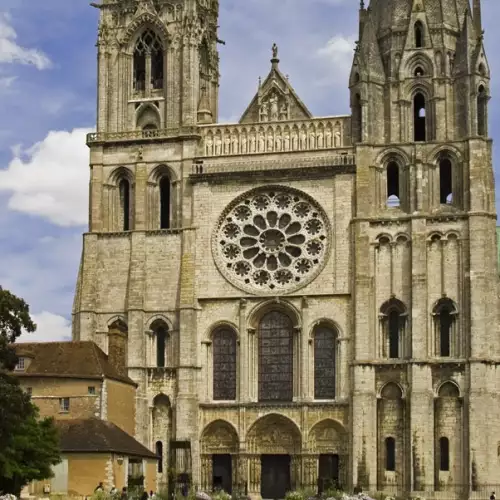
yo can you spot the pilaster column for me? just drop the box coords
[248,328,257,401]
[300,297,310,400]
[239,300,249,401]
[135,162,148,230]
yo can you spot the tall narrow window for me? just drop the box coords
[314,325,337,400]
[381,298,406,359]
[156,441,163,473]
[259,311,293,402]
[387,162,400,207]
[477,85,487,136]
[388,311,400,358]
[134,30,164,92]
[156,327,167,367]
[439,437,450,471]
[414,93,426,141]
[119,179,131,231]
[415,22,424,48]
[213,329,237,400]
[385,437,396,471]
[439,159,452,204]
[433,298,457,357]
[354,93,363,143]
[160,177,171,229]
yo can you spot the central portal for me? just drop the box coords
[260,455,291,499]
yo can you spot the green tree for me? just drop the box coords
[0,286,61,496]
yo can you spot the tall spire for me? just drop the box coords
[473,0,482,36]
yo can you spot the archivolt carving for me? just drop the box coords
[309,419,347,454]
[212,186,331,295]
[201,119,344,157]
[247,414,301,454]
[122,13,170,48]
[201,420,239,454]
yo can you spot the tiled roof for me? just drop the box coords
[13,341,136,386]
[55,419,158,459]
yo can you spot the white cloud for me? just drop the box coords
[315,34,357,87]
[17,311,72,343]
[0,12,51,70]
[0,75,16,88]
[0,128,92,227]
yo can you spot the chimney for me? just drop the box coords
[107,321,128,378]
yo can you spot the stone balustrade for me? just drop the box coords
[199,116,350,157]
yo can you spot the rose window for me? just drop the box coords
[213,186,330,294]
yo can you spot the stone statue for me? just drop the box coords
[267,132,274,151]
[309,130,316,149]
[260,101,269,122]
[215,136,222,155]
[317,131,324,149]
[250,134,256,153]
[279,103,288,120]
[275,134,282,151]
[334,132,341,148]
[291,131,298,150]
[325,129,332,148]
[284,133,290,151]
[272,43,278,59]
[269,95,279,121]
[258,133,265,152]
[224,136,231,154]
[241,134,247,153]
[205,136,213,156]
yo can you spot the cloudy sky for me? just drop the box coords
[0,0,499,342]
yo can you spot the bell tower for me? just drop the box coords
[349,0,498,492]
[94,0,220,134]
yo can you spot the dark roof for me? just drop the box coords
[55,419,158,459]
[13,341,136,386]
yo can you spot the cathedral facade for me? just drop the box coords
[73,0,499,497]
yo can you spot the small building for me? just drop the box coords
[14,327,158,496]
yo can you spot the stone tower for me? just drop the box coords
[73,0,499,496]
[350,0,497,492]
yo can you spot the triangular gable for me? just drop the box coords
[239,53,312,124]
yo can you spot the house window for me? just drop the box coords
[15,357,25,371]
[88,386,96,395]
[59,398,70,413]
[385,437,396,471]
[439,437,450,471]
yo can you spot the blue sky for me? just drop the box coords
[0,0,499,342]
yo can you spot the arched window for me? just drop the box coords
[380,299,406,359]
[439,437,449,471]
[314,325,337,400]
[156,441,163,473]
[477,85,487,136]
[385,437,396,471]
[119,178,131,231]
[433,298,457,357]
[213,329,237,401]
[160,176,171,230]
[156,326,168,367]
[387,162,400,208]
[134,29,164,92]
[143,124,158,131]
[414,93,426,141]
[439,159,453,204]
[259,311,293,402]
[415,21,424,48]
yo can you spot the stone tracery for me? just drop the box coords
[213,186,331,295]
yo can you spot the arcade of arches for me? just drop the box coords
[200,416,348,498]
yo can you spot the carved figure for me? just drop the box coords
[279,103,288,120]
[284,133,290,151]
[272,43,278,59]
[267,132,274,151]
[205,136,213,156]
[325,129,333,148]
[250,134,256,153]
[241,134,247,154]
[334,132,341,148]
[300,130,307,150]
[215,136,222,155]
[291,131,298,150]
[258,133,265,152]
[275,134,282,151]
[317,131,324,148]
[224,136,231,155]
[269,95,279,121]
[232,134,239,154]
[260,101,269,122]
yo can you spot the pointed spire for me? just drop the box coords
[473,0,482,37]
[359,0,367,41]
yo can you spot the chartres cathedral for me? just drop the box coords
[73,0,499,497]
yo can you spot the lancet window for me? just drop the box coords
[133,29,164,92]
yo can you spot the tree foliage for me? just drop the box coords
[0,287,61,496]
